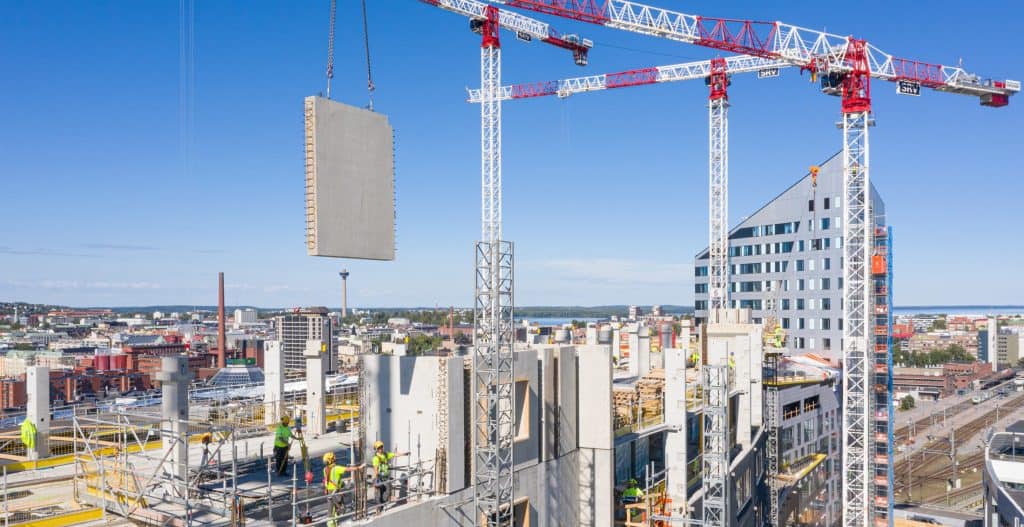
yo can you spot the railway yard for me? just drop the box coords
[893,378,1024,509]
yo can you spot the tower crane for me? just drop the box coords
[469,52,789,527]
[420,2,591,525]
[478,2,1018,527]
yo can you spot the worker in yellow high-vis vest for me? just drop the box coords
[273,415,293,476]
[323,452,364,526]
[371,440,408,507]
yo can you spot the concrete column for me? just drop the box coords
[577,345,614,527]
[156,356,192,486]
[304,340,328,437]
[264,341,284,426]
[637,326,651,378]
[25,366,50,460]
[663,348,689,513]
[612,328,622,365]
[627,325,639,377]
[585,326,598,346]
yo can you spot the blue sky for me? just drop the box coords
[1,1,1021,308]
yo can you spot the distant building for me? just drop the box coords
[234,308,257,328]
[997,329,1023,369]
[979,317,998,370]
[274,307,334,374]
[628,305,640,321]
[693,152,887,362]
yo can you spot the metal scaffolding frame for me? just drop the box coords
[702,364,729,527]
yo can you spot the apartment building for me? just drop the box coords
[694,152,887,362]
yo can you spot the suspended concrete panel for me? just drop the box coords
[304,96,395,260]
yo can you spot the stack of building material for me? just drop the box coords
[637,369,665,420]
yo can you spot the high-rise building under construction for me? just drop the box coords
[694,152,888,362]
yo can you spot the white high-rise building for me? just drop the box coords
[234,308,257,327]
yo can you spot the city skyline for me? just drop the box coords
[2,1,1022,308]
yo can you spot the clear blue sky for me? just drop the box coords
[1,1,1021,308]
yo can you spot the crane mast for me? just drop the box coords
[420,2,590,524]
[707,57,729,316]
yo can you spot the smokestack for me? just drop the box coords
[217,272,226,368]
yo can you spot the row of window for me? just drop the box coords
[780,317,841,331]
[698,279,844,296]
[724,236,844,259]
[697,256,845,278]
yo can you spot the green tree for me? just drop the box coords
[13,343,36,351]
[930,318,947,331]
[899,395,916,411]
[406,334,443,356]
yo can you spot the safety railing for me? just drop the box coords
[614,393,665,438]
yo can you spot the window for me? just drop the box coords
[824,257,831,270]
[808,199,815,212]
[742,245,753,256]
[822,318,831,330]
[695,300,707,310]
[822,298,831,310]
[835,217,841,229]
[824,238,832,249]
[809,337,815,349]
[797,299,805,310]
[812,238,823,251]
[796,260,805,272]
[808,299,816,310]
[834,196,841,208]
[835,236,843,249]
[809,279,816,291]
[824,197,831,210]
[695,283,707,294]
[782,318,790,329]
[695,266,708,277]
[809,259,816,271]
[821,278,831,290]
[838,318,844,330]
[798,279,805,291]
[823,338,831,350]
[799,240,805,252]
[515,380,530,442]
[799,318,806,329]
[781,241,794,253]
[809,318,816,330]
[782,299,791,310]
[821,217,830,230]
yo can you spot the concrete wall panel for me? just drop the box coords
[304,96,395,260]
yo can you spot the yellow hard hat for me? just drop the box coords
[374,440,384,450]
[323,452,336,465]
[281,415,290,425]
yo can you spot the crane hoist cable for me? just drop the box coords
[360,0,375,110]
[326,0,336,99]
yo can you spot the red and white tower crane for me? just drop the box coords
[420,2,591,525]
[477,2,1018,527]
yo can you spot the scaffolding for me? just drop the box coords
[69,393,432,527]
[702,364,729,527]
[765,351,782,527]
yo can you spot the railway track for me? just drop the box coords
[894,395,1023,494]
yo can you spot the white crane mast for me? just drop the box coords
[421,2,590,525]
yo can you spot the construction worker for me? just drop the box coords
[689,350,700,368]
[274,415,293,476]
[371,440,408,506]
[323,452,363,526]
[622,478,645,522]
[728,352,736,370]
[19,418,36,450]
[622,478,644,503]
